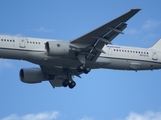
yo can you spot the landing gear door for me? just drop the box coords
[19,37,26,48]
[152,51,158,60]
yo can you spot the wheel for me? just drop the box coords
[77,65,85,72]
[69,81,76,89]
[62,80,69,87]
[83,66,91,74]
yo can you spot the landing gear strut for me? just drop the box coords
[62,80,76,89]
[77,54,91,74]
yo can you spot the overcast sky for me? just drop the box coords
[0,0,161,120]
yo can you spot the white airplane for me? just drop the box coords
[0,9,160,89]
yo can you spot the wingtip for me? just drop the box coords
[131,8,141,11]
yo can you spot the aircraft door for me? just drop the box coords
[108,47,112,55]
[19,37,26,48]
[152,51,158,60]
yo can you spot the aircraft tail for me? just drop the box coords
[150,38,161,51]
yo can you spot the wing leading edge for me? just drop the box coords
[70,9,141,61]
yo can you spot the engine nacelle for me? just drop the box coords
[45,41,70,56]
[19,68,45,83]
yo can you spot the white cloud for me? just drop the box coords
[79,116,94,120]
[125,27,140,35]
[14,34,24,37]
[142,20,161,31]
[0,111,59,120]
[37,27,52,33]
[125,111,161,120]
[126,20,161,36]
[0,60,13,69]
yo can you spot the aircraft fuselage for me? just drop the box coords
[0,35,161,71]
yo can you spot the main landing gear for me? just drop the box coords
[77,65,91,74]
[62,68,76,89]
[62,80,76,89]
[76,54,91,74]
[62,54,91,89]
[62,65,91,89]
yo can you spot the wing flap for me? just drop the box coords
[87,22,127,61]
[49,76,64,88]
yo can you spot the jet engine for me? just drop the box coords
[45,41,70,56]
[19,68,45,83]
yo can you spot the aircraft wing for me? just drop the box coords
[41,9,141,88]
[70,9,141,61]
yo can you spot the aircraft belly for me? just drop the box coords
[105,58,129,70]
[1,48,161,71]
[0,48,30,60]
[106,58,161,70]
[95,57,111,68]
[27,55,81,68]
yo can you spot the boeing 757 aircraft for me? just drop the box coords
[0,9,160,89]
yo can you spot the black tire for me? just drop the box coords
[69,81,76,89]
[83,66,91,74]
[62,80,69,87]
[77,65,84,72]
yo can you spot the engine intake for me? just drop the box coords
[45,41,69,56]
[19,68,45,83]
